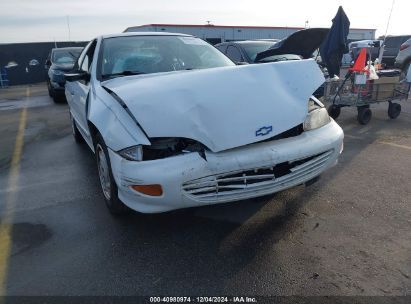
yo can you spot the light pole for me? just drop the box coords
[66,15,71,42]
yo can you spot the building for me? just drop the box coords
[124,24,376,44]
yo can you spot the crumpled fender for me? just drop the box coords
[87,85,150,151]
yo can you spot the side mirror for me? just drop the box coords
[64,71,90,82]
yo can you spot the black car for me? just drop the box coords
[45,47,83,102]
[215,40,280,64]
[382,35,411,68]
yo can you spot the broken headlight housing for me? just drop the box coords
[117,138,206,161]
[117,145,143,161]
[303,96,331,131]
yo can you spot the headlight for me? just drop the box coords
[52,69,64,76]
[303,98,330,131]
[117,145,143,161]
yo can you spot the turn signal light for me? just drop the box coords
[131,184,163,196]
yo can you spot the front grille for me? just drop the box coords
[182,150,333,203]
[261,124,303,143]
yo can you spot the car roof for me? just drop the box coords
[100,31,193,39]
[233,40,276,44]
[51,47,83,52]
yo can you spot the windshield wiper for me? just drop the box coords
[102,70,146,80]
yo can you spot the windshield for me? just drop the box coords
[52,49,82,64]
[240,42,276,62]
[101,35,235,79]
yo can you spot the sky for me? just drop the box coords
[0,0,410,43]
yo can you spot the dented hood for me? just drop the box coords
[102,60,324,152]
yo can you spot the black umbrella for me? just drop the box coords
[320,6,350,77]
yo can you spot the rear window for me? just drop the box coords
[385,36,411,48]
[240,42,275,62]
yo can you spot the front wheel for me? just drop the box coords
[357,106,372,125]
[95,134,128,215]
[47,81,53,97]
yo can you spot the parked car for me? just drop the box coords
[65,32,343,215]
[255,28,330,97]
[215,40,279,64]
[45,47,83,102]
[216,29,329,97]
[382,35,411,68]
[349,39,382,63]
[394,37,411,79]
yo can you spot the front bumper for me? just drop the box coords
[50,80,66,94]
[108,120,344,213]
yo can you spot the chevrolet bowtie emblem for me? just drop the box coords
[255,126,273,137]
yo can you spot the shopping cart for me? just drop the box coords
[323,71,411,124]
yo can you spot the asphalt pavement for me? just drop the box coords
[0,83,410,297]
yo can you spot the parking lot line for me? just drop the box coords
[0,88,29,296]
[345,134,411,150]
[377,141,411,151]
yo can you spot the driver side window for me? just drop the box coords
[80,40,97,73]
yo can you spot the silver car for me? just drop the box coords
[394,38,411,78]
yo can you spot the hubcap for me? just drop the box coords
[97,144,111,200]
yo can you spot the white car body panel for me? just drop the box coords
[103,59,325,152]
[65,33,344,213]
[109,121,343,213]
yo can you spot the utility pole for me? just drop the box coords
[66,15,71,42]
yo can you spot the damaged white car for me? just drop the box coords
[65,32,344,214]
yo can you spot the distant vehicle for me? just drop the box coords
[394,37,411,79]
[215,40,277,64]
[381,35,411,68]
[64,32,343,214]
[349,39,382,63]
[216,29,329,97]
[45,47,83,102]
[216,29,329,64]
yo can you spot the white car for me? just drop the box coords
[65,32,344,214]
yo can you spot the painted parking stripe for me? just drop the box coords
[0,87,29,295]
[345,134,411,150]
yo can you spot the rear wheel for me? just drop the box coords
[327,104,341,119]
[95,134,128,215]
[357,106,372,125]
[388,102,401,119]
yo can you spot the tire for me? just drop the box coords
[327,104,341,119]
[53,94,66,103]
[388,102,401,119]
[357,106,372,125]
[47,81,53,97]
[95,134,128,215]
[70,115,84,144]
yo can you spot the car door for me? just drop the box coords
[66,40,97,139]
